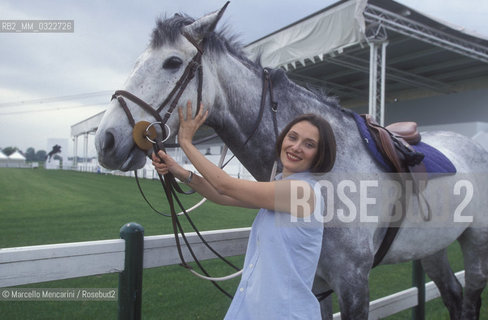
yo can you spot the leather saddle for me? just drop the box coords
[361,114,424,173]
[361,114,431,268]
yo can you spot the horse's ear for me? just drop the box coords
[182,1,229,43]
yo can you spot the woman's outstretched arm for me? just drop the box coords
[152,151,258,208]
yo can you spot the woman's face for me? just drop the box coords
[280,120,319,177]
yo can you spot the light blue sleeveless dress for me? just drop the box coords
[224,171,324,320]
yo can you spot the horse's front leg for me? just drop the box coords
[316,261,371,319]
[334,266,371,319]
[318,230,374,319]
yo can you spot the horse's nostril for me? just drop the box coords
[103,131,115,151]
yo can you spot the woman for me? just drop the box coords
[152,101,336,319]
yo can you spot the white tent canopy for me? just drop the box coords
[8,150,26,161]
[245,0,366,70]
[0,150,27,168]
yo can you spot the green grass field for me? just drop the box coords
[0,168,486,319]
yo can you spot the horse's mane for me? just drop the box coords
[151,13,341,110]
[304,84,342,110]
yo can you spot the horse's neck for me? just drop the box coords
[207,56,357,180]
[207,61,272,180]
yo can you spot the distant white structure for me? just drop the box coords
[70,112,103,171]
[6,150,27,168]
[0,149,8,167]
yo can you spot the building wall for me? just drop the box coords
[351,88,488,137]
[385,89,488,127]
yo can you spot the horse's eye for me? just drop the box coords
[163,56,183,70]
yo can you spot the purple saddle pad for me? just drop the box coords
[351,112,456,175]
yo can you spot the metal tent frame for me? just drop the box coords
[245,0,488,126]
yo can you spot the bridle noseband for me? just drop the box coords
[112,32,204,151]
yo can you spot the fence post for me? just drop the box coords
[118,222,144,320]
[412,260,425,320]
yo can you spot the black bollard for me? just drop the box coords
[118,222,144,320]
[412,260,425,320]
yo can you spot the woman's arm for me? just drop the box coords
[152,151,258,208]
[176,102,316,216]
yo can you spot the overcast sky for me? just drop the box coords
[1,0,487,156]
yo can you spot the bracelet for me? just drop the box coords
[184,171,194,184]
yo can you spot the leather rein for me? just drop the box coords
[111,31,279,299]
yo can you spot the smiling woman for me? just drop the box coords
[281,121,319,173]
[151,104,336,319]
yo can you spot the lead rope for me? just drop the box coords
[153,143,236,298]
[153,146,240,270]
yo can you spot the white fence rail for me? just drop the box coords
[0,227,251,287]
[0,226,464,319]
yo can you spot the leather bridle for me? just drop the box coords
[110,30,280,299]
[112,32,204,148]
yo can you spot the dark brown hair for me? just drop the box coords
[275,114,336,173]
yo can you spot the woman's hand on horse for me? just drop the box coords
[177,101,208,147]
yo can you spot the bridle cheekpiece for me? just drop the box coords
[111,31,204,151]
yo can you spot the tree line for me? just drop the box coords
[1,147,48,162]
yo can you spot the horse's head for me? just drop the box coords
[95,3,229,171]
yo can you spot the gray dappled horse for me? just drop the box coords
[95,5,488,319]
